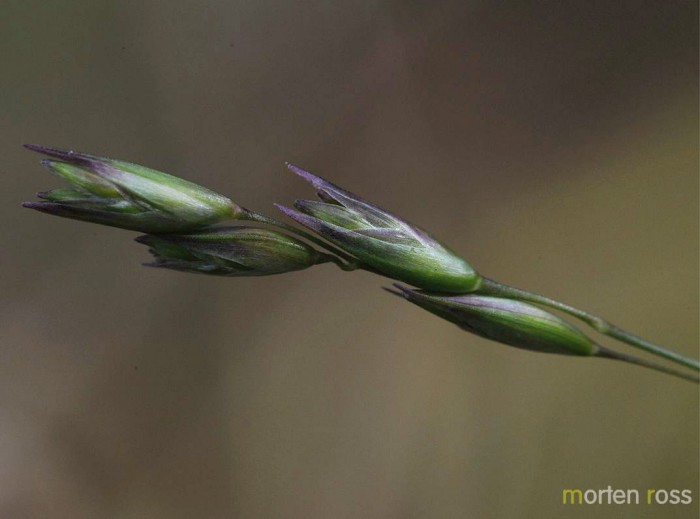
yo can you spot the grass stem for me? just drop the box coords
[596,345,700,383]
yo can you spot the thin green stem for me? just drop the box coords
[478,277,700,372]
[320,251,363,271]
[239,208,361,270]
[595,345,699,384]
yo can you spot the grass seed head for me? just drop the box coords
[22,144,241,233]
[136,226,330,276]
[277,163,481,293]
[389,285,598,356]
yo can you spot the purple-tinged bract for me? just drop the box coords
[389,285,598,356]
[277,164,480,292]
[136,226,330,276]
[22,144,241,233]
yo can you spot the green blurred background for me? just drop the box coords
[1,1,698,518]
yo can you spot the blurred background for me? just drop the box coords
[1,1,698,518]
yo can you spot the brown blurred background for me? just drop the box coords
[1,1,698,518]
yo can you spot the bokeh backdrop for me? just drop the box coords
[1,1,698,518]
